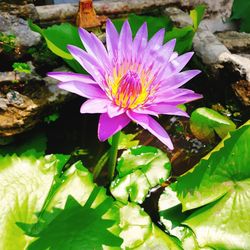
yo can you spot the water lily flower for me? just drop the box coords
[48,20,202,150]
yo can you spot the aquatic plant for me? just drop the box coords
[48,20,202,150]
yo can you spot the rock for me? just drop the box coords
[164,7,250,107]
[6,91,24,106]
[0,1,39,20]
[36,0,233,24]
[0,66,73,138]
[216,31,250,54]
[0,98,8,111]
[0,12,41,48]
[232,80,250,106]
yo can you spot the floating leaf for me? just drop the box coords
[0,154,123,249]
[175,121,250,249]
[115,202,181,250]
[110,146,171,203]
[108,131,139,150]
[190,107,236,141]
[21,189,122,250]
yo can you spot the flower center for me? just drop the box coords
[114,70,143,109]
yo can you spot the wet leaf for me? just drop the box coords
[108,131,139,150]
[177,121,250,249]
[114,202,181,250]
[190,107,236,141]
[110,146,171,203]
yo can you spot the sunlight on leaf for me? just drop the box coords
[159,121,250,249]
[110,146,171,204]
[190,107,236,141]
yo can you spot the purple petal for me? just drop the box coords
[80,98,110,114]
[155,39,176,64]
[133,107,159,117]
[79,28,112,73]
[144,103,189,117]
[147,28,165,51]
[106,19,119,62]
[98,113,130,141]
[132,22,148,62]
[160,70,201,90]
[127,111,174,150]
[58,81,106,99]
[47,72,97,84]
[67,45,105,85]
[164,52,194,76]
[140,28,165,70]
[107,104,125,118]
[118,20,133,63]
[153,88,203,104]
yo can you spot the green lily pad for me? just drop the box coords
[190,107,236,141]
[0,154,122,249]
[176,121,250,249]
[108,131,139,150]
[110,146,171,204]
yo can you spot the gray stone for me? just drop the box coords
[0,12,41,48]
[216,31,250,54]
[6,91,24,106]
[36,0,234,24]
[164,7,250,106]
[0,98,9,111]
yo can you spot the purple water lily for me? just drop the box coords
[48,20,202,150]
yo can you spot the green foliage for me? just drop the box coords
[190,107,236,141]
[231,0,250,33]
[108,131,139,150]
[0,32,16,52]
[159,121,250,249]
[0,154,122,249]
[190,5,206,31]
[12,62,31,74]
[0,151,181,250]
[113,5,205,54]
[110,146,171,203]
[44,112,60,124]
[114,202,181,250]
[113,14,173,39]
[28,21,85,73]
[20,189,122,250]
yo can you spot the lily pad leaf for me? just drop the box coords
[108,131,139,150]
[20,188,122,250]
[114,202,181,250]
[0,154,122,250]
[110,146,171,204]
[190,107,236,141]
[175,121,250,249]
